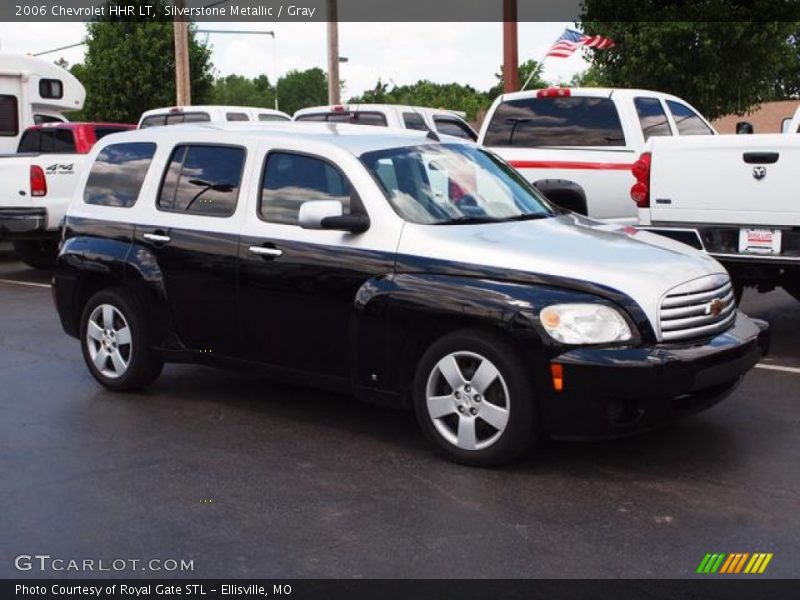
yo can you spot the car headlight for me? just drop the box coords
[539,304,632,345]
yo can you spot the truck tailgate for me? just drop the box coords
[649,134,800,227]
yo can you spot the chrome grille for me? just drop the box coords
[659,274,736,342]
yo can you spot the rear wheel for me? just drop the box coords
[80,289,163,391]
[413,329,538,466]
[13,239,58,269]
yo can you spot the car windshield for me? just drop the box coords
[360,143,555,225]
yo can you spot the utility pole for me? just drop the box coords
[174,0,191,105]
[502,0,519,93]
[327,0,340,105]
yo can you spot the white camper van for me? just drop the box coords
[0,53,85,154]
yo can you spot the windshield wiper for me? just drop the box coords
[435,215,501,225]
[503,213,551,222]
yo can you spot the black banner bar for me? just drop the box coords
[4,579,800,600]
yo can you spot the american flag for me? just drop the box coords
[545,28,615,59]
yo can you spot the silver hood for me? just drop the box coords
[397,213,726,333]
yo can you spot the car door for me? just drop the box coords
[134,142,250,355]
[237,145,400,382]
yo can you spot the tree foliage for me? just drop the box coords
[77,0,214,123]
[211,74,275,108]
[581,1,800,118]
[274,68,328,115]
[349,60,547,121]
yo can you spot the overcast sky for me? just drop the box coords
[0,22,589,97]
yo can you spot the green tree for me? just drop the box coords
[76,0,214,123]
[275,67,328,115]
[211,74,276,108]
[349,80,492,121]
[581,1,800,118]
[489,59,548,97]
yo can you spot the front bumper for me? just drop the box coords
[0,207,49,239]
[540,312,768,440]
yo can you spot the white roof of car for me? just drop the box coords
[496,87,691,103]
[99,122,464,155]
[294,104,467,119]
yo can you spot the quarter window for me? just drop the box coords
[260,152,351,225]
[0,95,19,137]
[434,117,478,141]
[84,142,157,207]
[403,112,428,131]
[634,97,672,141]
[666,100,714,135]
[158,145,245,217]
[259,113,290,122]
[483,96,626,147]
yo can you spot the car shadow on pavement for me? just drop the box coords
[129,362,745,479]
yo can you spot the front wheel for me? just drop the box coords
[413,329,538,466]
[80,289,164,391]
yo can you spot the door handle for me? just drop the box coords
[144,233,172,244]
[249,246,283,258]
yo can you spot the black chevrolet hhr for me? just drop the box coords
[53,123,768,465]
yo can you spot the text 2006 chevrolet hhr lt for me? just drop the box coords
[53,123,768,465]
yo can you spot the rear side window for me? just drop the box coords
[0,95,19,137]
[434,117,477,141]
[226,112,250,122]
[403,112,428,131]
[158,145,245,217]
[140,115,166,128]
[666,101,714,135]
[483,97,626,147]
[260,152,351,225]
[84,142,157,207]
[634,97,672,141]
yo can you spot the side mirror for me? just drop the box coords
[736,121,754,134]
[298,200,370,233]
[781,117,793,134]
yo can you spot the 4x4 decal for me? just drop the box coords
[45,163,75,175]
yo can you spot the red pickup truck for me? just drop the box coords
[1,122,134,268]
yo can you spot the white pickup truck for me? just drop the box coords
[0,122,133,267]
[478,87,716,224]
[635,134,800,302]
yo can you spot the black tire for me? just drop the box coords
[79,288,164,391]
[413,328,538,467]
[12,239,58,269]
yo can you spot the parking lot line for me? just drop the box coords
[755,363,800,375]
[0,278,50,289]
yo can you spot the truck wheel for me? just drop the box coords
[413,329,538,466]
[12,239,59,269]
[80,289,164,392]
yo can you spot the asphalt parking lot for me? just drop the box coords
[1,244,798,579]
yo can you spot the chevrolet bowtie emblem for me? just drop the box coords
[706,298,725,316]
